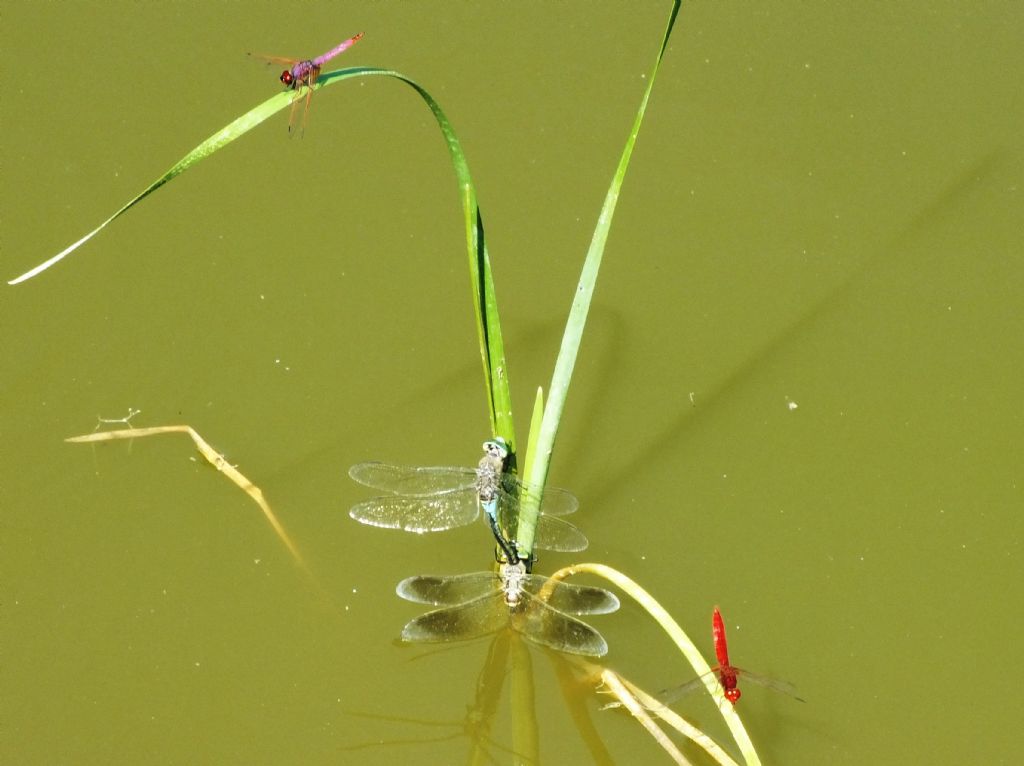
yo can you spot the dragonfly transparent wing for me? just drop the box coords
[656,672,713,705]
[401,593,509,644]
[349,463,477,494]
[520,576,619,615]
[248,52,300,67]
[532,514,589,552]
[396,573,499,606]
[657,667,804,705]
[349,491,480,533]
[513,597,609,656]
[498,478,579,516]
[495,502,588,552]
[731,668,804,701]
[535,485,579,516]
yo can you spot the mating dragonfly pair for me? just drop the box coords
[349,439,617,656]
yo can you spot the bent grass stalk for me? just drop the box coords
[599,671,697,766]
[550,563,762,765]
[66,425,303,566]
[601,670,739,766]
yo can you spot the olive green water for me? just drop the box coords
[3,3,1021,764]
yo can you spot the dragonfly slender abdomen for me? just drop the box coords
[312,32,365,66]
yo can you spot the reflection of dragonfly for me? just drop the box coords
[338,632,523,763]
[658,607,804,705]
[250,33,363,134]
[397,562,619,656]
[349,439,587,560]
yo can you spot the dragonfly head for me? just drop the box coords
[482,438,509,462]
[725,688,741,704]
[279,70,294,86]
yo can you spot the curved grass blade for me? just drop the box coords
[553,562,762,765]
[8,88,298,286]
[317,68,516,447]
[516,0,683,558]
[8,65,515,451]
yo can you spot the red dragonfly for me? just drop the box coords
[659,607,804,706]
[250,33,364,135]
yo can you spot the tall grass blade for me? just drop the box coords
[515,0,682,557]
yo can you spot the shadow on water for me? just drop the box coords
[580,150,1004,502]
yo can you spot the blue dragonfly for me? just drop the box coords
[397,561,619,656]
[348,439,587,559]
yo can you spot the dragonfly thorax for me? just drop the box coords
[280,62,319,89]
[475,461,501,502]
[475,440,508,503]
[499,562,528,607]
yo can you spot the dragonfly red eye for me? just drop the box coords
[725,688,741,704]
[279,70,293,86]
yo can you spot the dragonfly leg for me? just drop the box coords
[286,94,301,136]
[299,65,321,137]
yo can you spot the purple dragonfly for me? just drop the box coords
[250,33,363,134]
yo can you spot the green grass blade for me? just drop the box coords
[8,66,514,445]
[515,0,682,558]
[322,67,515,443]
[8,88,297,286]
[521,386,545,484]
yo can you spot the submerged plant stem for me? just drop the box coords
[67,425,304,566]
[600,670,696,766]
